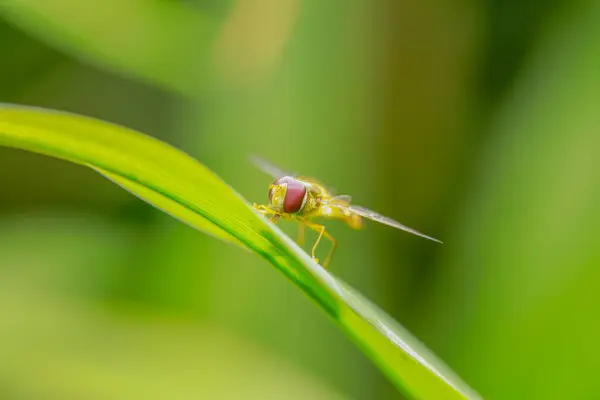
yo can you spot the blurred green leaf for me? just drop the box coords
[427,3,600,399]
[0,103,480,399]
[0,0,220,94]
[0,214,347,400]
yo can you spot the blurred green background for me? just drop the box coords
[1,1,599,399]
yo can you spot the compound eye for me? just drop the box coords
[282,179,307,214]
[269,177,306,214]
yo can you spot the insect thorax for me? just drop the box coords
[298,188,321,216]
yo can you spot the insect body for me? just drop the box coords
[251,156,441,269]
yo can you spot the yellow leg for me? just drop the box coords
[297,221,306,246]
[253,203,281,223]
[253,203,271,213]
[305,222,337,269]
[321,229,337,268]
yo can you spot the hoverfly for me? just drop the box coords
[251,155,441,268]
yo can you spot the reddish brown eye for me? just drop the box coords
[268,176,307,213]
[282,179,307,213]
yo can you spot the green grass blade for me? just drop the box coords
[97,169,244,248]
[0,103,480,400]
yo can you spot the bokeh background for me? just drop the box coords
[1,1,599,399]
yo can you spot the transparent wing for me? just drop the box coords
[333,204,442,243]
[250,155,294,178]
[298,176,338,195]
[330,194,352,205]
[250,155,338,195]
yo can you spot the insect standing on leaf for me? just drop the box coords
[251,155,442,269]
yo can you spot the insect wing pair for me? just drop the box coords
[251,155,442,244]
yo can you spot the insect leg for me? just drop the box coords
[297,220,306,246]
[309,223,325,264]
[253,203,270,213]
[253,203,281,223]
[305,222,336,268]
[321,230,337,269]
